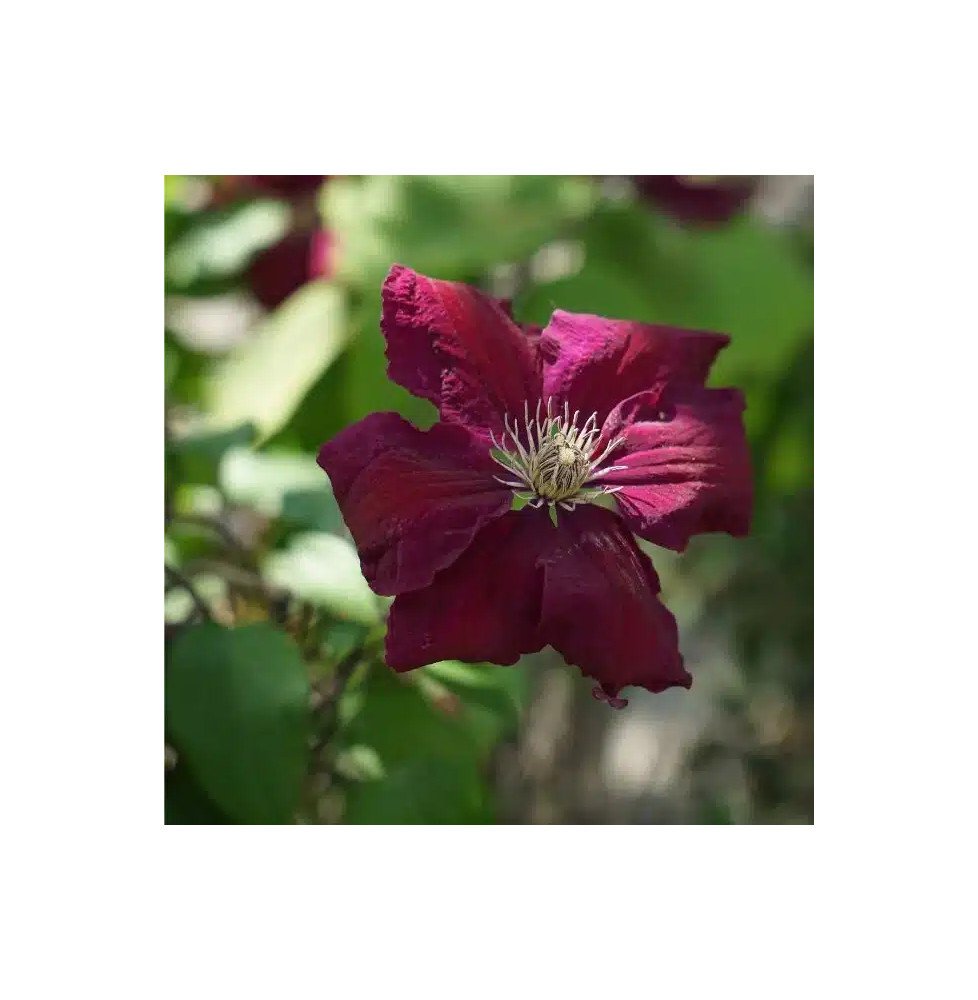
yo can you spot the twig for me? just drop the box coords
[311,649,363,755]
[169,512,255,562]
[165,564,212,622]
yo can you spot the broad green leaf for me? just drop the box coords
[164,762,230,825]
[264,532,380,625]
[343,756,491,825]
[516,204,813,382]
[323,175,597,286]
[419,660,528,753]
[165,623,311,824]
[646,214,814,382]
[205,280,348,440]
[343,668,482,766]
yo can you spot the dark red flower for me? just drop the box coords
[247,228,334,309]
[248,175,327,199]
[318,266,752,706]
[632,175,756,225]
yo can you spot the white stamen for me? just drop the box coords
[492,397,627,510]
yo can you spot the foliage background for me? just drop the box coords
[164,174,813,825]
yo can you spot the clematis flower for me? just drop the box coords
[318,266,751,707]
[247,228,334,309]
[632,175,757,225]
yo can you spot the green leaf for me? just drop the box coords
[333,745,386,783]
[165,623,311,824]
[344,756,491,824]
[323,175,597,286]
[279,487,346,534]
[219,448,328,517]
[263,532,381,625]
[165,198,290,295]
[344,668,480,766]
[164,762,231,825]
[647,214,814,382]
[338,658,529,822]
[204,280,348,440]
[167,422,256,487]
[516,204,813,382]
[421,660,528,751]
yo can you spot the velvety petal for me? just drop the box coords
[317,413,511,596]
[386,504,688,705]
[381,265,542,437]
[538,505,690,704]
[386,510,547,670]
[540,309,730,428]
[600,387,752,551]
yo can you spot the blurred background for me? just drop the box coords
[164,174,813,825]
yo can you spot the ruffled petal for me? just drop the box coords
[600,387,752,551]
[317,413,511,596]
[383,505,690,705]
[540,309,729,428]
[538,505,690,704]
[386,510,546,670]
[381,264,542,438]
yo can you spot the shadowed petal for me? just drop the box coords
[386,504,689,705]
[381,265,542,437]
[539,505,690,704]
[540,309,729,427]
[600,387,752,551]
[318,413,511,596]
[386,510,547,670]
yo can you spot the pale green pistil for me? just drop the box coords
[489,399,628,513]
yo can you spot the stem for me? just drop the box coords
[165,564,212,623]
[311,648,363,755]
[169,513,254,563]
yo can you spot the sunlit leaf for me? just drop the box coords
[205,280,348,440]
[323,175,597,286]
[165,199,290,294]
[220,447,326,517]
[264,532,380,625]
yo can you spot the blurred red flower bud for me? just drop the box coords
[632,175,756,225]
[247,228,334,309]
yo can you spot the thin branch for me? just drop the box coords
[165,564,212,623]
[169,512,254,562]
[311,649,363,755]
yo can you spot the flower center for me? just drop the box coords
[489,399,628,511]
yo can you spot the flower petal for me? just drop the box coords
[317,413,511,596]
[540,309,729,427]
[381,265,542,437]
[384,504,690,704]
[599,387,752,551]
[386,510,546,670]
[538,505,690,702]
